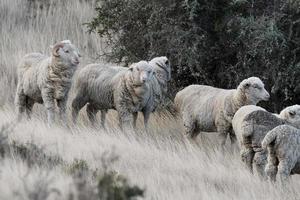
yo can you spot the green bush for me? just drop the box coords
[0,123,145,200]
[87,0,300,111]
[66,152,144,200]
[98,172,144,200]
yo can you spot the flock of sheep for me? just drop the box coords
[15,40,300,183]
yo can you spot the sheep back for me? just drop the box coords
[262,125,300,174]
[175,85,235,132]
[74,64,126,110]
[243,110,284,148]
[17,53,50,103]
[233,105,284,149]
[75,63,152,114]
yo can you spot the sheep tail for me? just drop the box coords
[262,130,278,150]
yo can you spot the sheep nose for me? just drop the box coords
[141,75,148,83]
[74,58,79,64]
[265,93,270,100]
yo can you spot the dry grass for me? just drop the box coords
[0,0,300,199]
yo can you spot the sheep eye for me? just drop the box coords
[65,50,69,53]
[253,85,260,89]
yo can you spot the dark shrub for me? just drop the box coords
[87,0,300,111]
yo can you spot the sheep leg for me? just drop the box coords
[277,159,294,183]
[57,98,68,126]
[118,111,134,133]
[71,93,88,124]
[182,113,197,139]
[216,121,231,147]
[142,110,151,131]
[229,130,237,145]
[42,89,56,127]
[241,135,254,173]
[241,147,255,173]
[265,151,278,182]
[217,131,228,147]
[16,96,26,121]
[86,103,98,127]
[133,112,138,129]
[15,86,26,121]
[254,150,267,179]
[25,97,34,119]
[100,110,107,129]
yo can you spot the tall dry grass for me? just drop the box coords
[0,0,300,199]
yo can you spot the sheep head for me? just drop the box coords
[279,105,300,129]
[238,77,270,105]
[51,40,81,66]
[128,61,154,86]
[149,56,171,82]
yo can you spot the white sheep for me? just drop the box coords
[262,125,300,182]
[15,40,80,126]
[174,77,270,145]
[71,61,155,131]
[148,56,171,111]
[232,104,300,177]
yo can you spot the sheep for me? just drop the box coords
[71,61,155,131]
[148,56,171,111]
[232,104,300,177]
[15,40,80,126]
[262,125,300,182]
[174,77,270,145]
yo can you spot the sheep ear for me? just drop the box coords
[128,63,135,71]
[52,43,63,57]
[289,110,296,116]
[165,59,169,65]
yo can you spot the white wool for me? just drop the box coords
[71,61,155,131]
[15,41,80,126]
[148,56,171,111]
[232,104,300,177]
[174,76,270,145]
[262,125,300,182]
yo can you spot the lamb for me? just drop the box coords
[232,104,300,177]
[262,125,300,182]
[148,56,171,111]
[174,77,270,145]
[15,40,80,126]
[71,61,155,131]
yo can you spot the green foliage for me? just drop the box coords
[0,123,145,200]
[0,123,63,168]
[97,149,144,200]
[11,142,64,167]
[66,151,144,200]
[67,159,90,175]
[98,172,144,200]
[87,0,300,111]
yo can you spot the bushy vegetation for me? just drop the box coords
[0,124,144,200]
[87,0,300,112]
